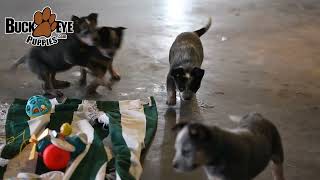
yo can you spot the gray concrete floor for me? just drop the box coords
[1,0,320,179]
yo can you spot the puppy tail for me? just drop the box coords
[194,17,212,37]
[10,55,26,71]
[271,125,284,164]
[271,126,285,179]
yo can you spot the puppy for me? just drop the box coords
[79,26,126,94]
[11,13,99,92]
[172,113,285,180]
[166,18,212,105]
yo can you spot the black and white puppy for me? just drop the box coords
[166,18,212,105]
[172,113,285,180]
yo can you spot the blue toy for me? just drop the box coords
[26,95,52,117]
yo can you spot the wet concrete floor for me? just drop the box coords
[0,0,320,179]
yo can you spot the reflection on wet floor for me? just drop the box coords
[178,97,203,123]
[157,97,207,180]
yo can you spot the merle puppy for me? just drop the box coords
[172,113,285,180]
[166,18,212,105]
[11,13,99,93]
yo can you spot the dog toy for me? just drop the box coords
[26,95,52,118]
[31,123,86,170]
[43,138,74,170]
[60,123,72,137]
[65,134,87,159]
[43,147,69,170]
[29,129,51,160]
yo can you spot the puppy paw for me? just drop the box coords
[166,90,177,105]
[102,80,113,90]
[105,83,113,90]
[111,73,121,81]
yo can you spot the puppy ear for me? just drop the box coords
[99,27,109,33]
[117,27,127,30]
[115,27,126,37]
[189,67,205,93]
[172,122,188,132]
[86,13,98,27]
[97,27,112,45]
[71,15,81,32]
[71,15,80,22]
[171,68,184,77]
[88,13,98,23]
[188,123,210,140]
[191,67,205,78]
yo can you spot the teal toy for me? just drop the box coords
[36,137,51,154]
[66,136,86,159]
[26,95,52,117]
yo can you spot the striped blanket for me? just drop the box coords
[0,97,158,180]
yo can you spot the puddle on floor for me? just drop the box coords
[120,92,129,96]
[153,84,166,94]
[197,100,215,109]
[136,87,146,90]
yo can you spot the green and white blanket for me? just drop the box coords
[0,97,158,180]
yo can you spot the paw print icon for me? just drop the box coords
[32,7,57,38]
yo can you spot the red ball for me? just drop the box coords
[43,144,70,170]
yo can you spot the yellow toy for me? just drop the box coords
[60,123,72,137]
